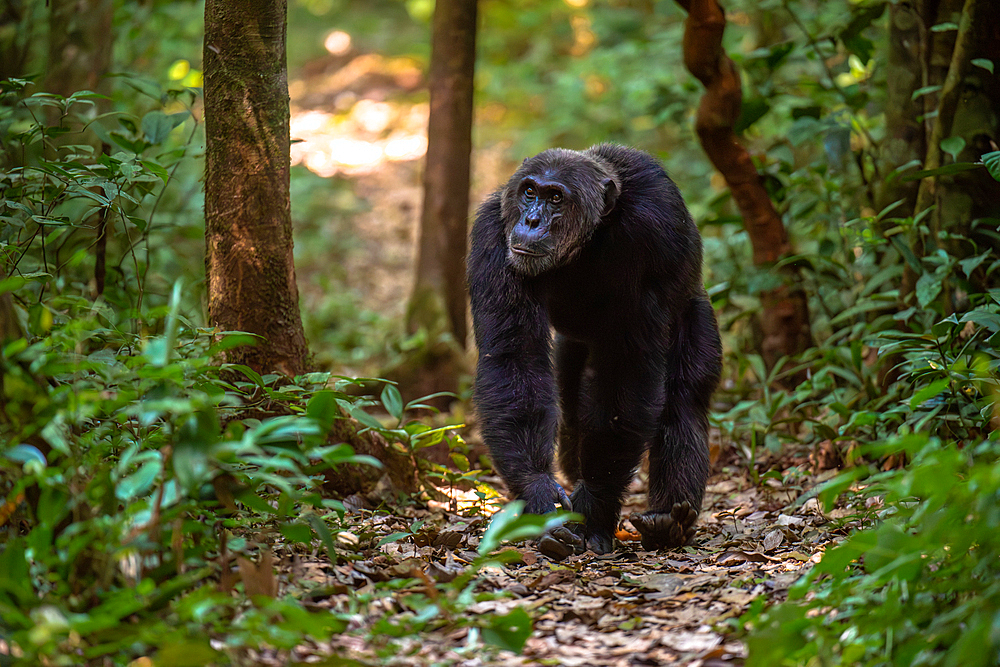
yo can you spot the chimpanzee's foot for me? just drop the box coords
[630,501,698,550]
[537,522,613,559]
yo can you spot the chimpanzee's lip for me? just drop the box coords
[511,246,545,257]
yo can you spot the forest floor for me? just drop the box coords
[275,45,850,665]
[262,453,852,666]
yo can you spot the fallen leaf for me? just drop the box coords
[763,529,783,551]
[237,550,278,599]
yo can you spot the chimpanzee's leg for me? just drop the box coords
[569,346,667,554]
[631,296,721,550]
[555,335,589,486]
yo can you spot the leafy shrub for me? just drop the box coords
[0,285,370,663]
[745,434,1000,667]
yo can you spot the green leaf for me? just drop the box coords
[223,363,266,388]
[478,502,581,555]
[348,405,385,431]
[911,84,942,101]
[306,390,338,432]
[209,333,261,357]
[380,383,404,421]
[116,460,162,501]
[916,273,942,308]
[735,97,770,134]
[305,513,337,555]
[4,444,47,467]
[450,452,470,471]
[481,607,533,653]
[140,159,170,184]
[983,151,1000,182]
[899,161,980,181]
[940,136,966,161]
[279,522,315,544]
[910,377,950,409]
[971,58,995,74]
[141,110,189,145]
[960,309,1000,332]
[930,21,958,32]
[0,275,29,295]
[0,537,33,605]
[234,488,275,514]
[377,531,411,546]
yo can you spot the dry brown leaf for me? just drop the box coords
[763,529,784,551]
[237,550,278,599]
[529,569,576,590]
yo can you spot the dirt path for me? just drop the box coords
[264,463,843,666]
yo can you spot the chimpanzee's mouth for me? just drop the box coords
[511,246,545,257]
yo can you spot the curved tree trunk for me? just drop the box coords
[203,0,309,376]
[399,0,477,401]
[675,0,812,370]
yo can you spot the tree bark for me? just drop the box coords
[401,0,477,397]
[675,0,812,370]
[1,0,34,81]
[876,2,926,214]
[900,0,1000,297]
[44,0,113,98]
[203,0,309,376]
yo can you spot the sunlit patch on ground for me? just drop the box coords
[290,102,429,177]
[288,45,427,177]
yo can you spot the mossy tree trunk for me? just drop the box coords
[900,0,1000,299]
[203,0,309,376]
[400,0,477,400]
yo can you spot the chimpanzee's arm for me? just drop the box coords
[468,195,567,514]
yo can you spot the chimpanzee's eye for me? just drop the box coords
[524,186,536,199]
[551,193,563,204]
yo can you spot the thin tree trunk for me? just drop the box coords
[408,0,476,349]
[675,0,812,370]
[44,0,113,98]
[0,0,33,81]
[203,0,309,376]
[397,0,477,400]
[914,0,977,235]
[900,0,1000,299]
[876,2,926,214]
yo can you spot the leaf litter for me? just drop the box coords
[237,452,858,667]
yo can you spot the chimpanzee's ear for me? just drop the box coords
[601,177,620,216]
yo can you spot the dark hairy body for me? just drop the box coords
[468,144,722,556]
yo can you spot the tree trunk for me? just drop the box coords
[1,0,34,81]
[901,0,1000,297]
[44,0,113,98]
[876,2,926,214]
[675,0,812,370]
[400,0,477,399]
[203,0,309,376]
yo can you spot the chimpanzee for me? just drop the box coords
[467,144,721,557]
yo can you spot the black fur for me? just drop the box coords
[468,144,722,555]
